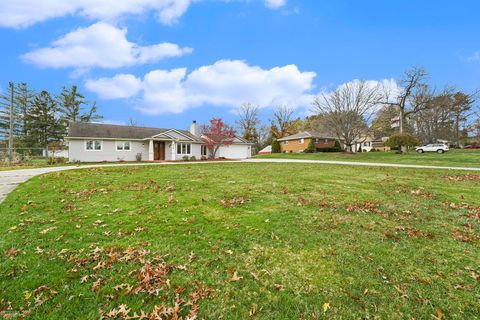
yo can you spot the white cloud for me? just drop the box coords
[1,0,287,29]
[85,59,317,114]
[85,74,143,99]
[0,0,194,28]
[21,22,192,70]
[468,51,480,62]
[265,0,287,9]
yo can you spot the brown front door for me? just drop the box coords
[153,142,165,160]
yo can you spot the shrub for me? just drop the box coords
[135,153,142,162]
[384,133,420,151]
[271,139,281,153]
[305,139,315,153]
[190,156,196,161]
[201,156,207,161]
[316,147,341,153]
[55,157,66,164]
[334,140,341,151]
[369,148,377,152]
[47,157,56,165]
[182,155,190,161]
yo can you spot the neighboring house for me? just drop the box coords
[277,131,339,153]
[258,145,272,154]
[352,134,390,152]
[67,121,252,162]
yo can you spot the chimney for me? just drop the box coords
[190,120,199,136]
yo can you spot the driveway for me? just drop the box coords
[1,159,479,203]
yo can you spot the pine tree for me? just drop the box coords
[271,139,281,153]
[26,91,64,151]
[14,83,36,142]
[306,139,315,153]
[57,85,102,131]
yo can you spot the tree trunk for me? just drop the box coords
[399,108,407,153]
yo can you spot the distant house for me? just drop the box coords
[277,131,340,153]
[352,134,390,152]
[258,145,272,154]
[66,121,253,162]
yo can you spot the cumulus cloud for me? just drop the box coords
[85,59,317,114]
[85,74,143,99]
[1,0,287,28]
[0,0,195,28]
[21,22,192,70]
[265,0,287,9]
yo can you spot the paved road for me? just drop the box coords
[1,159,479,204]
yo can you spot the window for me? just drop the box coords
[315,138,319,143]
[284,141,289,145]
[116,141,131,151]
[201,145,207,156]
[300,138,305,144]
[324,138,328,144]
[177,143,191,155]
[85,140,102,151]
[363,142,370,147]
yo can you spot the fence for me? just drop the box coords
[0,147,69,167]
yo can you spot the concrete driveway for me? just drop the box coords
[1,159,479,204]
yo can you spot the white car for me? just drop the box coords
[416,144,449,154]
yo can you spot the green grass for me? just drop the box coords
[255,149,480,168]
[1,163,479,319]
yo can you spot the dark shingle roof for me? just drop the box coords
[277,131,339,141]
[67,122,203,142]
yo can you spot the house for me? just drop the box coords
[66,121,253,162]
[258,145,272,154]
[352,134,390,152]
[277,131,340,153]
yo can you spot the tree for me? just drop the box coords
[450,91,475,147]
[236,102,261,151]
[270,106,295,139]
[201,118,236,158]
[305,139,315,153]
[382,66,431,152]
[371,105,399,137]
[26,91,64,152]
[312,80,382,152]
[271,139,281,153]
[57,85,101,126]
[384,133,420,151]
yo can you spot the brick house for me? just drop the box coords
[277,131,340,153]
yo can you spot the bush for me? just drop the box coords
[135,153,142,162]
[55,157,66,164]
[334,140,342,152]
[201,156,207,161]
[384,133,420,151]
[271,139,281,153]
[190,156,196,161]
[316,147,340,153]
[47,157,56,165]
[305,139,315,153]
[182,155,190,161]
[369,148,377,152]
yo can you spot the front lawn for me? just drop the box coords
[0,163,479,319]
[255,149,480,168]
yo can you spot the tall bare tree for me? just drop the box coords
[312,80,382,152]
[270,105,295,139]
[382,66,432,151]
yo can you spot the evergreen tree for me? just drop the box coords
[271,139,281,153]
[14,83,36,142]
[306,139,315,153]
[26,91,64,150]
[57,85,102,128]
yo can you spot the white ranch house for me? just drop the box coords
[67,121,253,162]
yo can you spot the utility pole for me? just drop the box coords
[8,82,14,166]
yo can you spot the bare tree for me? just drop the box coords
[236,102,260,142]
[381,66,432,151]
[270,105,295,139]
[312,80,382,152]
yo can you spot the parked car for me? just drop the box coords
[416,144,449,153]
[464,145,480,149]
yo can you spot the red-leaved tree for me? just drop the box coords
[201,118,236,158]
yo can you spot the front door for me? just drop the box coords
[153,142,165,160]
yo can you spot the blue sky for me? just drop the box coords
[1,0,479,130]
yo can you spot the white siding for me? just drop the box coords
[218,144,252,159]
[69,139,148,162]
